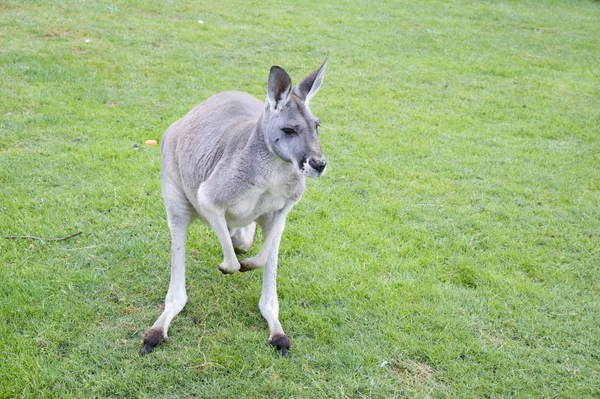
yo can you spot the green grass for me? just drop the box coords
[1,0,599,397]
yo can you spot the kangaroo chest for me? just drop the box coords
[225,174,305,228]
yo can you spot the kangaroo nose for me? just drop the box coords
[309,158,327,173]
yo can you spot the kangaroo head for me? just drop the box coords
[263,60,328,178]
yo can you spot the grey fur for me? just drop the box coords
[141,60,328,356]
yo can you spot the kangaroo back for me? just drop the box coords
[161,91,264,209]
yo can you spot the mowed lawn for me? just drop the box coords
[1,0,599,397]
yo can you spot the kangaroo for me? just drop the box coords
[140,60,328,356]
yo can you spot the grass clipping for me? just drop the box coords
[389,358,447,394]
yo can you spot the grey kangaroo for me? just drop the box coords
[140,60,328,356]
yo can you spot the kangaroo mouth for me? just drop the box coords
[299,157,327,177]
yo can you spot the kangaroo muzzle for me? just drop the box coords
[301,155,327,177]
[309,158,327,173]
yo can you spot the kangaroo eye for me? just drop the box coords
[282,128,296,135]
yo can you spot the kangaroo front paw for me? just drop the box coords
[218,260,240,274]
[268,333,291,357]
[140,328,167,355]
[239,257,264,272]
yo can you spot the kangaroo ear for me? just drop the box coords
[267,66,292,110]
[295,59,328,104]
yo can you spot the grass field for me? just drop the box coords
[1,0,599,397]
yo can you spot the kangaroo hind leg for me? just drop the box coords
[141,185,193,355]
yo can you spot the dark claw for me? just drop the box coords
[140,343,155,356]
[238,262,251,273]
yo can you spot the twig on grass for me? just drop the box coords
[1,231,82,241]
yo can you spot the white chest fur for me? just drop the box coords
[225,187,287,227]
[225,171,305,228]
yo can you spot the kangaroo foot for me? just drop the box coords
[140,328,167,355]
[268,333,291,357]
